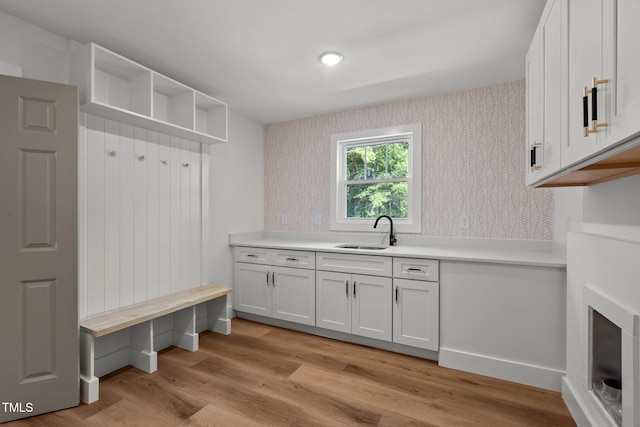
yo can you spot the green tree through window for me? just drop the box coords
[344,141,409,218]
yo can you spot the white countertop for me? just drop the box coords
[229,233,566,268]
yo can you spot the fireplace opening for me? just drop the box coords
[590,308,623,426]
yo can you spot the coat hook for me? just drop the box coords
[183,162,190,167]
[108,150,117,157]
[161,160,168,165]
[138,155,145,161]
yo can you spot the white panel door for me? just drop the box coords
[234,263,270,316]
[602,0,640,147]
[271,266,315,326]
[525,24,544,185]
[316,270,351,333]
[0,75,78,422]
[393,279,439,351]
[352,274,392,341]
[566,0,605,165]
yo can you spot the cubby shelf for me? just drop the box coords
[70,43,227,144]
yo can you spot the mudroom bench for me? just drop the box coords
[79,285,232,404]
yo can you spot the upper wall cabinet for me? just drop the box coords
[528,0,640,187]
[525,0,567,186]
[70,43,227,144]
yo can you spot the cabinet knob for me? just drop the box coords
[138,155,145,161]
[108,150,117,157]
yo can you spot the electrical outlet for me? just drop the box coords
[281,214,288,225]
[459,214,470,229]
[314,214,322,225]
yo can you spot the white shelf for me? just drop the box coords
[70,43,227,144]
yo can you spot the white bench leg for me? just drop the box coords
[173,306,198,351]
[129,321,157,373]
[80,331,99,403]
[207,294,231,335]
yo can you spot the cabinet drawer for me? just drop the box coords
[235,247,270,264]
[272,249,316,269]
[393,257,439,282]
[316,252,392,276]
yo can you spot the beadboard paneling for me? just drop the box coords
[79,115,204,318]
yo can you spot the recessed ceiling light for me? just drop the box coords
[319,52,343,66]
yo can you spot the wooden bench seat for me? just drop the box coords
[79,285,232,404]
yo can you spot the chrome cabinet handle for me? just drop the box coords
[266,271,270,286]
[345,280,349,296]
[407,267,425,273]
[395,285,399,304]
[286,257,298,262]
[247,254,258,258]
[353,281,357,298]
[272,272,276,286]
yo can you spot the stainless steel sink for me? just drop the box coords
[336,244,389,250]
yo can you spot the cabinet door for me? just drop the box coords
[602,0,640,147]
[566,0,606,166]
[352,275,392,341]
[526,0,566,185]
[271,266,315,326]
[541,0,566,175]
[234,262,270,316]
[526,25,544,185]
[393,279,439,351]
[316,271,351,333]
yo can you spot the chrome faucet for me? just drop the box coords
[373,215,396,246]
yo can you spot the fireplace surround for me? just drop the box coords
[565,226,640,427]
[584,286,636,426]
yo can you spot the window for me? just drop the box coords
[330,123,422,233]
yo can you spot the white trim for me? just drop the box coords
[438,347,564,392]
[330,123,422,233]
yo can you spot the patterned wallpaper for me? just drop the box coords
[264,80,553,240]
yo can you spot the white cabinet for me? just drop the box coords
[234,262,271,317]
[566,0,640,165]
[234,248,315,326]
[316,252,393,341]
[525,0,566,186]
[528,0,640,187]
[316,270,392,341]
[565,0,609,165]
[392,258,439,351]
[70,43,227,145]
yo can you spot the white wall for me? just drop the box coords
[554,174,640,245]
[0,10,69,82]
[208,110,264,288]
[0,9,265,304]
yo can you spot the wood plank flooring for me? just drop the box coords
[7,319,576,426]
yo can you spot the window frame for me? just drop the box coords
[330,123,422,233]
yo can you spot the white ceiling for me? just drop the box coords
[0,0,545,124]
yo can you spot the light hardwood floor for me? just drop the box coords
[8,319,576,426]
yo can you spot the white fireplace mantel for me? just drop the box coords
[565,226,640,427]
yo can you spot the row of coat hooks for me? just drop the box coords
[108,150,189,167]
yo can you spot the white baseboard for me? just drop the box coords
[438,347,564,392]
